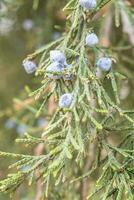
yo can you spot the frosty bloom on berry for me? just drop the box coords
[80,0,97,10]
[16,124,27,137]
[86,33,99,47]
[22,60,37,74]
[97,57,112,71]
[59,93,73,108]
[46,62,63,79]
[50,50,67,65]
[4,119,16,129]
[37,118,47,128]
[22,19,34,31]
[52,32,61,41]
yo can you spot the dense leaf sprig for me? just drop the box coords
[0,0,134,199]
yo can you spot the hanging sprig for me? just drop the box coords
[0,0,134,199]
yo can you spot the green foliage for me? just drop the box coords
[0,0,134,199]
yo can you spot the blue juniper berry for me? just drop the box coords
[59,93,73,108]
[22,60,37,74]
[22,19,34,31]
[52,32,61,41]
[37,118,47,128]
[80,0,97,10]
[4,119,16,129]
[86,33,99,47]
[50,50,67,65]
[97,57,112,71]
[46,61,64,79]
[16,124,27,137]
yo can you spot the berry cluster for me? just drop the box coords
[22,2,113,109]
[86,32,112,71]
[4,119,28,137]
[46,50,72,80]
[80,0,112,72]
[56,31,112,107]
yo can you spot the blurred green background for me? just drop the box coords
[0,1,66,199]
